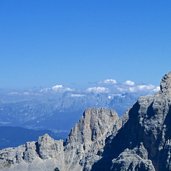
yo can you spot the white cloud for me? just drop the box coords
[52,85,74,92]
[128,84,160,93]
[117,82,159,93]
[40,80,159,95]
[39,84,74,93]
[136,84,160,92]
[137,84,155,91]
[87,87,109,93]
[64,87,74,92]
[128,87,136,92]
[118,86,136,93]
[124,80,135,86]
[103,79,117,84]
[52,84,63,91]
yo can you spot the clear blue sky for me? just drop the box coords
[0,0,171,88]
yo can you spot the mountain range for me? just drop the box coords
[0,79,159,149]
[0,79,158,132]
[0,72,170,171]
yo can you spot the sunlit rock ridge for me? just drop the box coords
[0,108,121,171]
[0,72,171,171]
[91,71,171,171]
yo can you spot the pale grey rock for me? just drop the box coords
[37,134,64,159]
[64,108,121,171]
[160,71,171,96]
[0,108,120,171]
[91,71,171,171]
[23,142,38,162]
[0,134,65,171]
[111,143,155,171]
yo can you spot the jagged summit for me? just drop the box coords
[66,108,119,145]
[91,72,171,171]
[160,71,171,95]
[0,108,121,171]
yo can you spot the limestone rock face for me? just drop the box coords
[160,71,171,95]
[64,108,121,171]
[111,143,155,171]
[91,72,171,171]
[37,134,64,159]
[0,134,65,171]
[0,108,120,171]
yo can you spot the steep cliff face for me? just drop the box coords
[64,108,121,171]
[91,72,171,171]
[0,108,120,171]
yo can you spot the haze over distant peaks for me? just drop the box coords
[38,78,159,94]
[0,72,170,171]
[0,78,159,137]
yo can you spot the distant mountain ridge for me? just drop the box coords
[0,79,158,133]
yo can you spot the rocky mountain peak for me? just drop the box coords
[38,134,53,143]
[0,108,121,171]
[66,108,119,146]
[64,108,121,171]
[160,71,171,95]
[91,72,171,171]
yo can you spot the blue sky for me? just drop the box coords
[0,0,171,88]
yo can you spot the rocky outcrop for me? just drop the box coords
[160,71,171,95]
[0,108,120,171]
[64,108,121,171]
[111,143,155,171]
[91,72,171,171]
[0,134,64,171]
